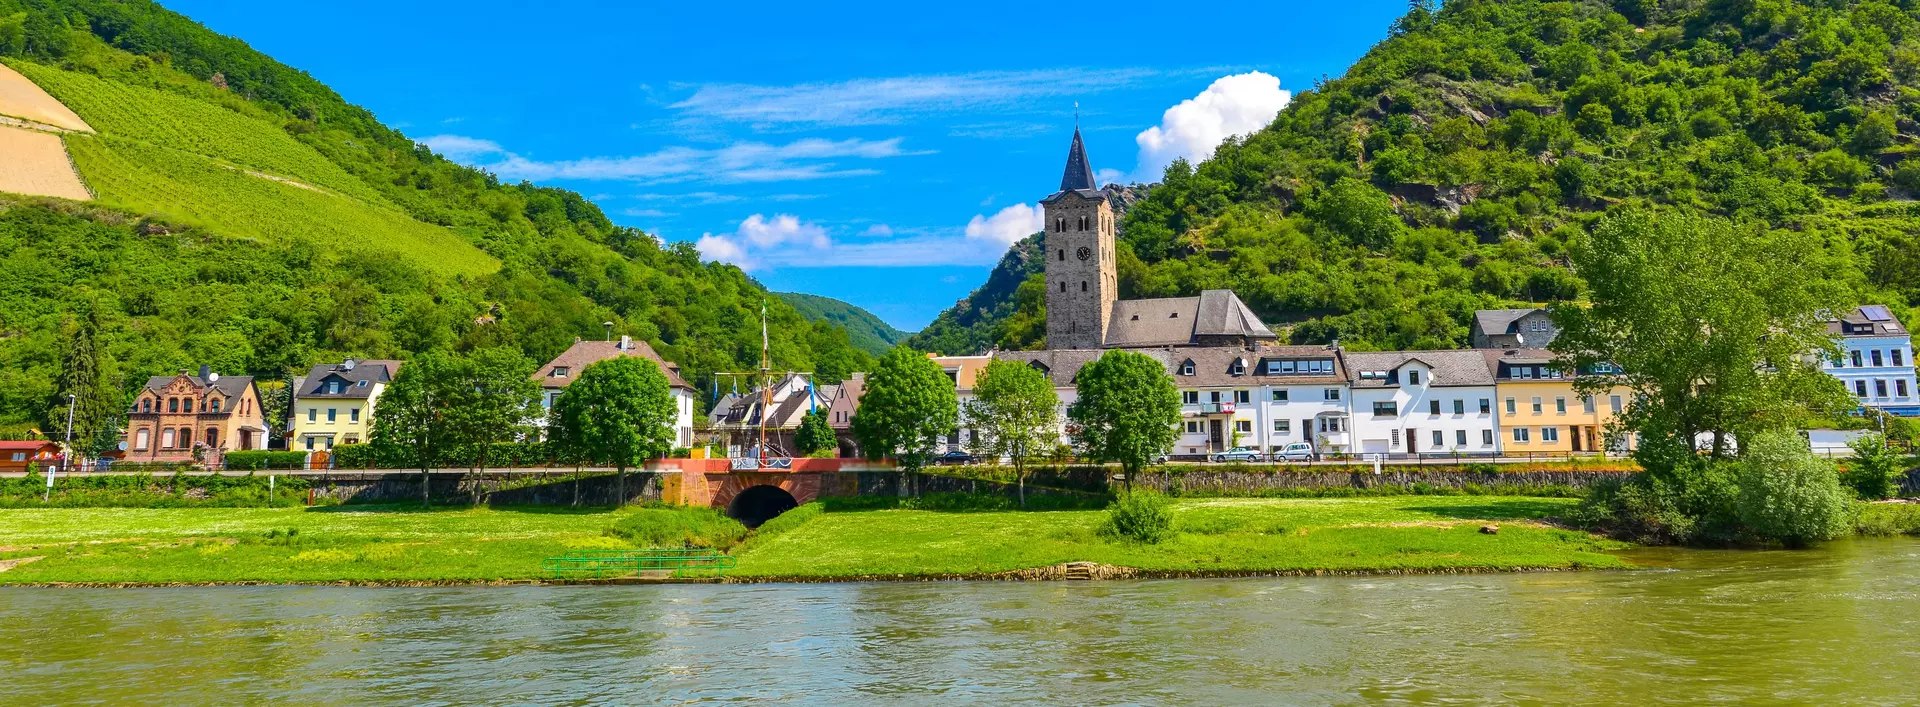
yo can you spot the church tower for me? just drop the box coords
[1041,127,1117,350]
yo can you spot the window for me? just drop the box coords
[1057,249,1065,261]
[1610,395,1623,413]
[1583,396,1596,414]
[1391,429,1400,447]
[1235,390,1251,404]
[304,437,315,451]
[1853,351,1864,367]
[135,429,150,450]
[169,398,179,413]
[1372,401,1397,416]
[1876,379,1889,397]
[1324,388,1341,401]
[1230,360,1246,376]
[1058,281,1066,293]
[1857,380,1870,397]
[1542,427,1559,442]
[1513,427,1530,442]
[327,380,343,394]
[9,452,22,462]
[1320,417,1344,433]
[1482,429,1494,445]
[1480,398,1491,414]
[1407,370,1422,385]
[1453,399,1465,415]
[1431,430,1443,448]
[307,408,317,423]
[1896,349,1906,367]
[1235,420,1253,433]
[1505,398,1517,415]
[1055,217,1065,232]
[1531,397,1543,414]
[1183,391,1199,404]
[205,428,218,447]
[552,367,570,378]
[344,434,359,445]
[1210,391,1222,403]
[162,428,176,448]
[140,399,151,413]
[1429,400,1441,415]
[1555,397,1566,414]
[1274,420,1291,434]
[211,399,221,413]
[350,408,360,423]
[1901,380,1912,397]
[1272,389,1289,402]
[327,408,337,423]
[1873,350,1885,367]
[1186,421,1200,434]
[1080,281,1087,292]
[1456,430,1467,446]
[1181,361,1196,376]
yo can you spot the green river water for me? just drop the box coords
[2,537,1916,705]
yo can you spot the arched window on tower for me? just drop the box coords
[1059,281,1067,293]
[1058,249,1065,261]
[1081,281,1087,292]
[1055,217,1065,232]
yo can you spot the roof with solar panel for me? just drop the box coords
[1829,305,1907,337]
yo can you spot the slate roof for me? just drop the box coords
[994,344,1344,389]
[295,359,402,399]
[1103,290,1278,348]
[1039,127,1106,204]
[534,338,693,390]
[708,374,839,429]
[1829,305,1908,337]
[1473,308,1544,336]
[1343,349,1497,388]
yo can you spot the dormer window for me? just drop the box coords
[1407,370,1422,385]
[1029,361,1050,375]
[326,380,343,394]
[1230,359,1246,376]
[210,399,222,413]
[552,367,570,378]
[1180,360,1196,376]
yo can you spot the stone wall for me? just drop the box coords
[303,471,666,507]
[1139,469,1625,495]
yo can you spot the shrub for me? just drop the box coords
[604,505,748,549]
[222,450,309,470]
[1573,460,1741,545]
[1854,502,1920,536]
[1735,431,1854,547]
[1841,434,1908,501]
[1102,490,1174,543]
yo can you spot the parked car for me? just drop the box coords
[1208,447,1266,463]
[1272,442,1317,462]
[935,450,975,465]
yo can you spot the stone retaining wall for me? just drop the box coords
[1137,469,1627,496]
[304,471,666,506]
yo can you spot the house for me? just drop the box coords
[995,344,1353,458]
[534,336,698,447]
[825,373,865,457]
[1471,308,1558,349]
[1824,305,1918,416]
[1344,350,1500,458]
[0,440,62,473]
[932,353,996,453]
[123,366,267,464]
[286,359,402,451]
[707,373,841,456]
[1485,349,1633,455]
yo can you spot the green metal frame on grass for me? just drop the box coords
[542,548,737,579]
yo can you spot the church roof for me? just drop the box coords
[1040,127,1104,204]
[1102,290,1278,348]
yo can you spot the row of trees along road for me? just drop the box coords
[852,345,1183,506]
[369,350,674,506]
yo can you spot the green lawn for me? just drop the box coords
[730,496,1633,578]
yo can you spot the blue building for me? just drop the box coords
[1825,305,1919,417]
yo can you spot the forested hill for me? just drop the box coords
[917,0,1920,355]
[775,293,911,356]
[0,0,871,436]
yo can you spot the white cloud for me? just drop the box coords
[1132,72,1290,182]
[670,69,1162,128]
[695,234,749,266]
[965,203,1045,247]
[696,214,833,269]
[860,224,894,237]
[736,214,830,249]
[421,135,923,184]
[1094,168,1126,186]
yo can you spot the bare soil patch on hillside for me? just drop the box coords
[0,124,91,200]
[0,62,91,132]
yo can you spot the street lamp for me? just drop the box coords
[603,321,614,342]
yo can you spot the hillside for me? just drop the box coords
[0,0,872,436]
[915,0,1917,354]
[775,292,911,356]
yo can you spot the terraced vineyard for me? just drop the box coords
[64,133,496,278]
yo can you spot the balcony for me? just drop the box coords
[1198,402,1237,415]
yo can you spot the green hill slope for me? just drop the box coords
[775,292,912,356]
[918,0,1916,354]
[0,0,872,436]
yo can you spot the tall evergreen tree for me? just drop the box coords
[46,297,119,460]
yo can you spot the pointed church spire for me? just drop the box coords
[1058,126,1096,192]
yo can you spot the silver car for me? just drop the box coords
[1208,447,1266,463]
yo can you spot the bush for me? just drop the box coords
[604,505,748,549]
[1841,434,1908,501]
[222,450,308,470]
[1572,460,1740,545]
[1102,490,1174,543]
[1735,432,1854,546]
[1854,502,1920,537]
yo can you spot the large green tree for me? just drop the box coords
[368,350,461,506]
[551,356,675,506]
[852,346,958,477]
[1552,210,1853,467]
[45,297,121,460]
[963,359,1060,506]
[1068,350,1180,489]
[446,347,541,504]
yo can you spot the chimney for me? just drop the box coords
[619,335,632,351]
[199,364,211,380]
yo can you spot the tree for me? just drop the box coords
[852,345,958,480]
[1842,432,1907,501]
[1310,177,1404,250]
[552,356,675,506]
[1552,210,1853,468]
[1068,350,1180,489]
[793,408,837,457]
[45,297,122,461]
[964,359,1061,506]
[369,350,462,506]
[446,347,541,505]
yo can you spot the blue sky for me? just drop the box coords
[166,0,1408,330]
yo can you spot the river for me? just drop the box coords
[3,538,1916,705]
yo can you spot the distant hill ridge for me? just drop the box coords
[776,292,912,357]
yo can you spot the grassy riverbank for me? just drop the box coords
[0,496,1634,585]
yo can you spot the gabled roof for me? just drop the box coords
[296,359,402,399]
[143,372,256,399]
[1473,308,1545,335]
[1830,305,1908,337]
[1103,290,1277,348]
[929,354,995,391]
[1344,350,1496,388]
[534,337,693,390]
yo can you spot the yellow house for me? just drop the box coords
[287,359,402,451]
[1486,350,1632,455]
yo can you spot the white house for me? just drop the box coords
[1824,305,1918,417]
[1343,350,1500,458]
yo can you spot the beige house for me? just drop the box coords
[124,367,267,463]
[287,359,403,451]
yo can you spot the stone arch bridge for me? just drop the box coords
[651,458,897,527]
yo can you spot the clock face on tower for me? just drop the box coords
[1076,246,1092,261]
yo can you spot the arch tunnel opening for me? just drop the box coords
[728,485,798,528]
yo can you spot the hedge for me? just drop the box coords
[222,450,309,470]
